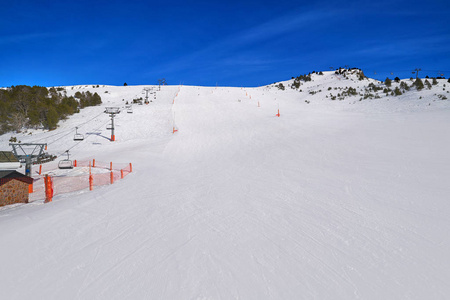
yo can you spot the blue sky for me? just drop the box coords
[1,0,449,87]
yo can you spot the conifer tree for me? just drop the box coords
[385,77,392,87]
[414,78,424,90]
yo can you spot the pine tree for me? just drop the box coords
[385,77,392,87]
[414,78,424,90]
[45,106,59,130]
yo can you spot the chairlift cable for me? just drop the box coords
[47,112,106,145]
[59,118,111,156]
[34,111,105,144]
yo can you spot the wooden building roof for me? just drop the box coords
[0,170,33,185]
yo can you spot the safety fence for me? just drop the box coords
[29,159,132,202]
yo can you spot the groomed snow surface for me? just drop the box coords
[1,73,450,299]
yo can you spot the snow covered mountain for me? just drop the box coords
[1,71,450,299]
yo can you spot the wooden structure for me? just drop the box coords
[0,170,33,206]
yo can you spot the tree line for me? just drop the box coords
[0,85,101,134]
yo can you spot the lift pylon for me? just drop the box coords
[9,143,47,176]
[104,107,120,141]
[143,87,152,104]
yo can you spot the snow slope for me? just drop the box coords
[1,73,450,299]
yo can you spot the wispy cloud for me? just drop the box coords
[151,9,336,75]
[353,33,450,57]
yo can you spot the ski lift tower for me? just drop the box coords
[9,143,47,176]
[104,107,120,142]
[158,78,166,91]
[143,87,151,104]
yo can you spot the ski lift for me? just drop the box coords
[74,127,84,141]
[58,151,73,169]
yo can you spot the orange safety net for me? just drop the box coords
[30,159,132,201]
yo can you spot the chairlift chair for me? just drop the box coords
[58,151,73,169]
[73,127,84,141]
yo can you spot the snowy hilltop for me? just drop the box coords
[0,70,450,299]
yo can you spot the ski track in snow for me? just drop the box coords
[1,74,450,299]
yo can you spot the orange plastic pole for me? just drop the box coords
[129,163,132,172]
[44,176,49,201]
[110,172,114,184]
[121,169,124,179]
[89,175,93,191]
[49,176,53,201]
[39,165,42,175]
[110,162,112,171]
[111,135,115,141]
[44,175,53,203]
[173,127,178,134]
[74,160,77,167]
[28,183,33,194]
[93,159,95,168]
[276,109,280,117]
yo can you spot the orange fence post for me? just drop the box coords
[121,169,124,179]
[49,176,53,201]
[39,165,42,175]
[129,163,132,172]
[93,159,96,168]
[110,171,114,184]
[44,175,53,203]
[74,160,77,167]
[89,175,93,191]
